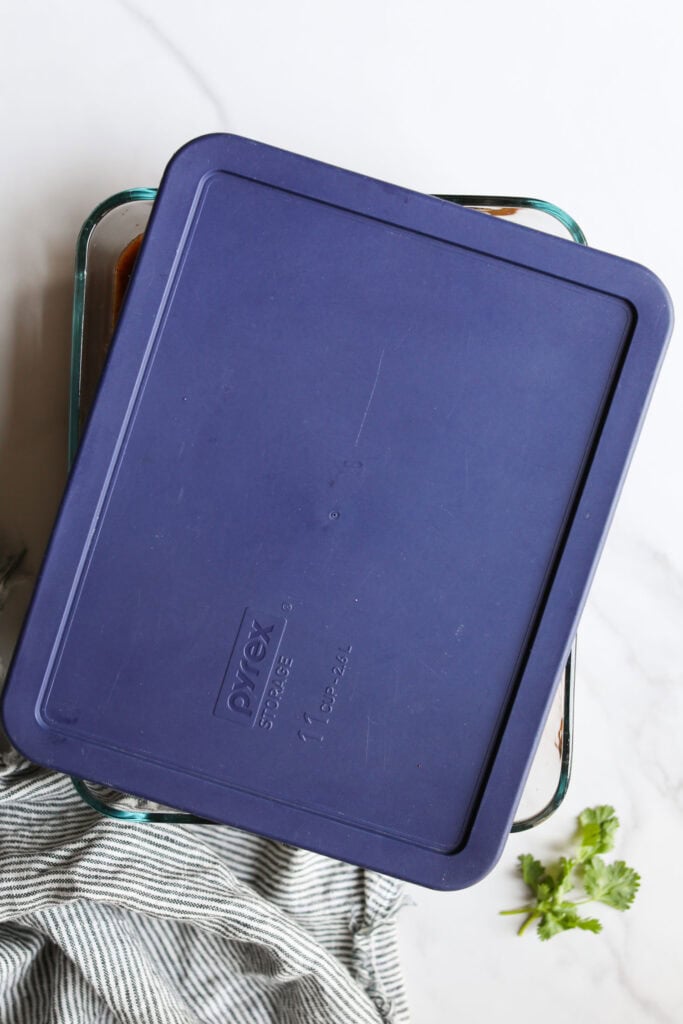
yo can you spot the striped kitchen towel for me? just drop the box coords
[0,747,409,1023]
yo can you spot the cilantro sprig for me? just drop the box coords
[501,806,640,940]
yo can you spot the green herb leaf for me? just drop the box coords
[537,907,602,941]
[537,911,567,941]
[552,856,576,899]
[583,857,641,910]
[578,805,620,860]
[519,854,547,895]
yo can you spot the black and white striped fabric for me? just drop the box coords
[0,748,409,1023]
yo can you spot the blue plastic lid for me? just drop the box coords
[2,135,672,888]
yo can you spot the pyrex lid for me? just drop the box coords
[2,134,672,888]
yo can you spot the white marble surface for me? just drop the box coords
[1,2,682,1021]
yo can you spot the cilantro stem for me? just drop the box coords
[499,907,533,916]
[517,912,539,936]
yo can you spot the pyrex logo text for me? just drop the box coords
[229,619,274,718]
[215,608,287,727]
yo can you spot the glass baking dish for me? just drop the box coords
[69,189,583,832]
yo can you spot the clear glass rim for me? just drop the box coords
[436,195,587,245]
[511,638,575,833]
[69,188,157,467]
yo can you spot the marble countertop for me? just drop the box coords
[1,2,681,1021]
